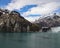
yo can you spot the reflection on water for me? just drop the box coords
[0,32,60,48]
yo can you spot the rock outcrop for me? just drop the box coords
[0,9,33,32]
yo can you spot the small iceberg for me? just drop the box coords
[51,27,60,33]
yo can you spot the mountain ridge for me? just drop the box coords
[34,13,60,28]
[0,8,40,32]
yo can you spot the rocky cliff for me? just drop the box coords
[0,9,40,32]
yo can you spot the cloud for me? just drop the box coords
[5,0,42,10]
[5,0,60,10]
[23,2,60,16]
[24,16,40,22]
[20,5,37,13]
[5,0,60,22]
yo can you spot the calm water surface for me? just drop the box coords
[0,32,60,48]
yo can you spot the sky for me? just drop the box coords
[0,0,60,22]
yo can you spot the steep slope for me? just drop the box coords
[0,9,32,32]
[35,13,60,28]
[0,9,40,32]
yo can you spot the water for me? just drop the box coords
[0,32,60,48]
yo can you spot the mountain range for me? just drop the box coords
[34,13,60,28]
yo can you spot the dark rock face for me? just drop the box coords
[0,9,33,32]
[30,24,40,32]
[42,27,51,32]
[0,9,40,32]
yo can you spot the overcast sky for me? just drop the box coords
[0,0,60,22]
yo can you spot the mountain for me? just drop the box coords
[0,9,40,32]
[34,13,60,28]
